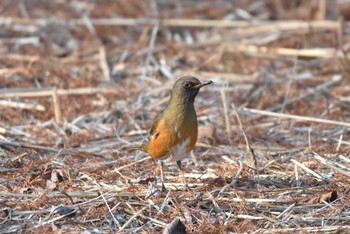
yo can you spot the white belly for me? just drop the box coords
[168,137,190,162]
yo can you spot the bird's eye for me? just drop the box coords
[183,82,191,88]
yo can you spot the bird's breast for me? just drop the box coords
[146,109,198,161]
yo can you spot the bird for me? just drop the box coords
[140,76,213,189]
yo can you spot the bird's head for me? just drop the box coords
[169,76,213,105]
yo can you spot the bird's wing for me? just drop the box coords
[149,114,162,140]
[139,114,162,152]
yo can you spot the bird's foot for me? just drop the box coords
[176,160,192,191]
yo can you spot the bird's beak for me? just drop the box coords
[194,80,213,89]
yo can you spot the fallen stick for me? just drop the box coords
[241,107,350,128]
[0,191,146,199]
[291,159,323,180]
[0,99,45,111]
[0,87,118,98]
[0,141,102,157]
[0,17,341,30]
[235,45,343,59]
[99,46,111,81]
[314,152,350,178]
[262,225,350,233]
[0,141,64,153]
[232,103,257,171]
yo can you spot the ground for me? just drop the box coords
[1,0,350,233]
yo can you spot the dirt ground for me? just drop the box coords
[1,0,350,233]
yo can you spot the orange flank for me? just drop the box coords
[146,118,197,161]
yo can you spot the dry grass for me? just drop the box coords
[1,0,350,233]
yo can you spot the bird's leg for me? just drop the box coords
[176,160,191,191]
[158,161,166,191]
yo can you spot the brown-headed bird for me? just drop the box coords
[140,76,213,188]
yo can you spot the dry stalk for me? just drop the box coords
[318,0,326,20]
[99,46,111,81]
[143,24,158,76]
[262,225,350,233]
[336,134,343,152]
[280,54,298,114]
[276,203,295,220]
[0,53,39,61]
[291,159,323,180]
[242,107,350,127]
[100,191,121,229]
[1,17,343,30]
[337,17,344,46]
[198,71,258,83]
[219,197,289,203]
[231,103,257,171]
[235,45,343,59]
[313,152,350,178]
[0,87,119,98]
[220,87,232,138]
[339,155,350,164]
[136,213,167,227]
[0,99,45,111]
[114,157,149,171]
[119,206,148,231]
[0,141,64,153]
[0,17,250,27]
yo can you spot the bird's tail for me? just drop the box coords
[138,140,149,153]
[126,139,148,153]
